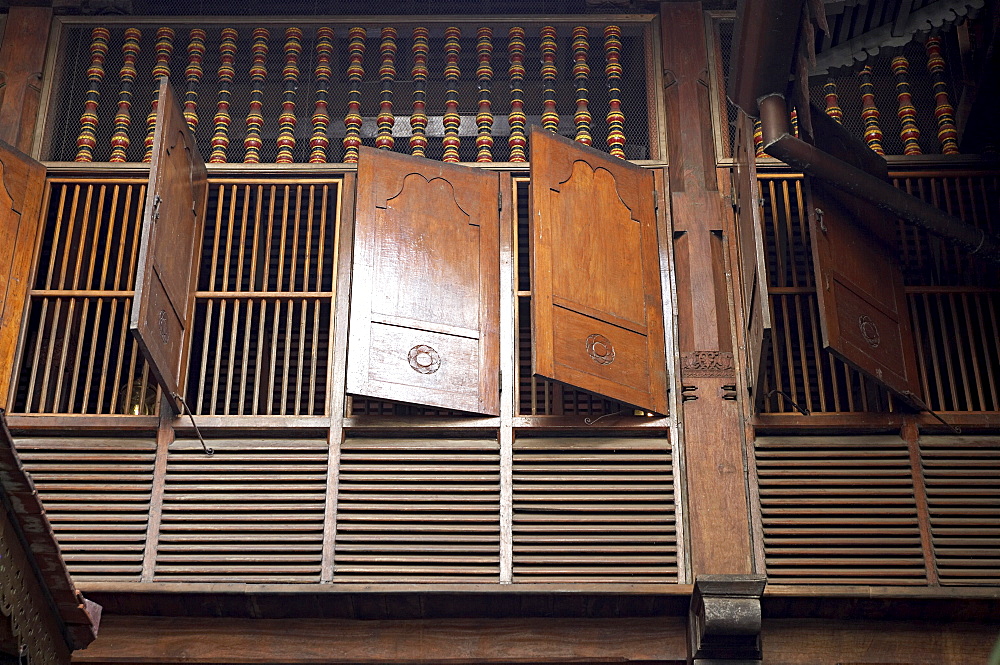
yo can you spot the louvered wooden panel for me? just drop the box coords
[920,436,1000,585]
[756,436,927,585]
[155,438,327,582]
[14,437,155,581]
[335,438,500,582]
[512,437,676,582]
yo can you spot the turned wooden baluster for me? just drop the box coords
[858,64,885,155]
[892,54,922,155]
[823,79,843,124]
[376,27,397,151]
[925,35,959,155]
[540,25,559,134]
[442,26,462,162]
[475,27,494,162]
[343,26,366,164]
[209,28,238,163]
[605,25,625,158]
[507,26,527,162]
[309,27,334,164]
[409,26,429,157]
[572,26,592,145]
[243,27,269,164]
[109,28,140,163]
[184,29,206,133]
[276,27,301,164]
[75,27,109,162]
[144,27,174,163]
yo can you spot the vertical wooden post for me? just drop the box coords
[0,6,52,154]
[661,2,752,577]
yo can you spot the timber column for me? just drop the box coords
[661,2,753,575]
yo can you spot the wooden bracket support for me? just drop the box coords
[688,574,766,664]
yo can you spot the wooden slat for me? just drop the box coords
[14,436,156,581]
[154,438,327,583]
[334,438,500,582]
[756,435,927,585]
[920,435,1000,584]
[511,437,676,583]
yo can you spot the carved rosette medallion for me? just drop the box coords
[586,334,615,365]
[681,351,735,379]
[858,315,880,348]
[408,344,441,374]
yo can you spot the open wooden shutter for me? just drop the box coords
[0,140,45,407]
[732,113,772,410]
[131,79,208,412]
[347,147,500,415]
[807,109,921,405]
[529,127,667,414]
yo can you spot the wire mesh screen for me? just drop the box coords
[47,20,651,163]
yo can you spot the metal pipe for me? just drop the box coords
[758,94,1000,264]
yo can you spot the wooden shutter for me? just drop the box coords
[130,79,208,412]
[732,113,772,410]
[529,127,667,414]
[0,140,45,407]
[347,147,500,415]
[808,110,922,406]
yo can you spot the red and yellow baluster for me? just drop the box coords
[244,28,269,164]
[790,107,799,138]
[184,29,206,133]
[343,26,366,164]
[823,79,843,124]
[409,26,429,157]
[507,27,527,162]
[540,26,559,134]
[858,64,884,155]
[891,55,921,155]
[210,28,238,163]
[442,26,462,162]
[144,27,174,163]
[276,27,301,164]
[572,26,592,145]
[753,119,764,158]
[925,35,959,155]
[604,25,625,158]
[109,28,140,163]
[376,27,397,151]
[475,27,494,162]
[75,27,109,162]
[310,27,334,164]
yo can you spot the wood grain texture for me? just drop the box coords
[0,139,45,408]
[529,127,666,414]
[347,147,500,415]
[0,7,51,153]
[130,79,207,414]
[73,615,687,664]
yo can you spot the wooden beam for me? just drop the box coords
[0,6,51,153]
[73,616,688,664]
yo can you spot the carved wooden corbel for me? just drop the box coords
[688,574,766,664]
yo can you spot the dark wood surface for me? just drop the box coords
[0,7,51,153]
[130,79,208,414]
[0,139,45,409]
[347,147,501,415]
[807,111,922,406]
[528,128,667,414]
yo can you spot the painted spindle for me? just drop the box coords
[144,27,174,163]
[184,29,206,133]
[75,27,109,162]
[210,28,238,163]
[109,28,140,163]
[276,27,301,164]
[605,25,625,158]
[475,27,494,162]
[823,79,843,124]
[244,28,269,164]
[508,27,527,162]
[409,26,429,157]
[892,55,922,155]
[790,107,799,138]
[309,27,334,164]
[925,36,959,155]
[540,26,559,134]
[442,26,462,162]
[858,64,884,155]
[753,119,764,158]
[376,27,397,150]
[572,26,592,145]
[343,27,366,164]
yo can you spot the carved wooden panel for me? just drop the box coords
[529,127,667,414]
[732,113,771,409]
[808,111,921,406]
[348,147,500,415]
[131,79,208,412]
[0,140,45,408]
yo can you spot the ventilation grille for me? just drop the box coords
[335,438,500,582]
[921,436,1000,585]
[15,437,156,581]
[512,437,676,582]
[756,436,927,585]
[154,438,327,582]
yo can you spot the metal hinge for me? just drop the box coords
[653,190,660,211]
[498,190,503,211]
[152,194,162,221]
